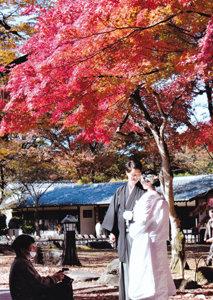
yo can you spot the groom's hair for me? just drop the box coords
[125,158,142,173]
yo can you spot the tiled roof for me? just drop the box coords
[19,181,123,207]
[4,174,213,208]
[173,174,213,201]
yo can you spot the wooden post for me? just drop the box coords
[62,231,81,266]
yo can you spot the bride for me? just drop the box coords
[123,170,176,300]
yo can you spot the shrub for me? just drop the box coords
[22,220,36,235]
[8,216,22,229]
[0,213,6,230]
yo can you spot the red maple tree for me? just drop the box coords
[1,0,213,271]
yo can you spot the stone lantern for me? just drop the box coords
[61,215,81,266]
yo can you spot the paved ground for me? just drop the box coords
[0,289,11,300]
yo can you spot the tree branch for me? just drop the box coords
[0,54,28,77]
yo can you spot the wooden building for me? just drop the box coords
[2,175,213,237]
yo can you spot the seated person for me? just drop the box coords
[204,207,213,265]
[9,234,72,300]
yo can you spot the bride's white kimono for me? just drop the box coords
[128,190,176,300]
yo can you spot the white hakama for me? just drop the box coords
[128,191,176,300]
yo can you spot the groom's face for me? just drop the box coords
[126,168,141,186]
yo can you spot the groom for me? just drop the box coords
[102,158,145,300]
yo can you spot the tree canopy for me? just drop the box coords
[0,0,212,147]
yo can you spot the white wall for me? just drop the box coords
[80,206,95,235]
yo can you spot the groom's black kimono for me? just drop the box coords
[102,181,145,300]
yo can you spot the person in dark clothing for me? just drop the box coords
[9,234,72,300]
[102,158,145,300]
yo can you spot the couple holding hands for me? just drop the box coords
[102,158,176,300]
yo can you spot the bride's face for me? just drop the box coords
[140,176,153,190]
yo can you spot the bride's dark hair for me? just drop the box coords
[142,169,160,187]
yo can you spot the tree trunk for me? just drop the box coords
[153,133,185,277]
[169,215,185,277]
[130,88,185,276]
[34,206,40,236]
[205,81,213,118]
[0,164,5,203]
